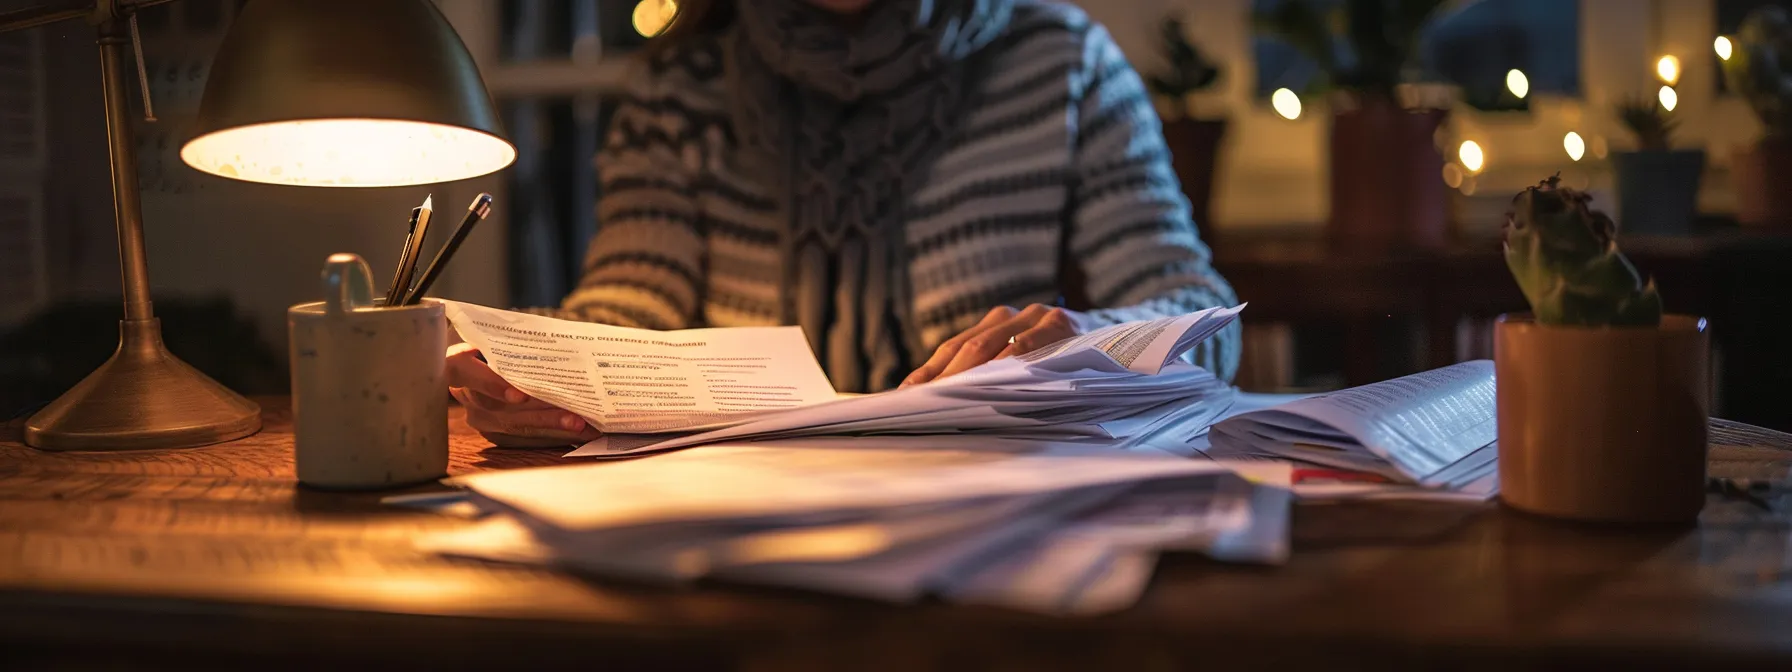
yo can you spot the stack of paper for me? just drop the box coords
[404,444,1292,615]
[1200,361,1499,501]
[444,298,1499,503]
[441,300,1245,458]
[420,299,1524,613]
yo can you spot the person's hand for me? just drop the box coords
[446,342,602,447]
[902,304,1080,387]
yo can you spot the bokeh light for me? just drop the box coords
[1458,141,1485,173]
[1271,88,1302,120]
[633,0,677,38]
[1506,69,1530,99]
[1656,55,1681,86]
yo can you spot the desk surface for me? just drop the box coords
[4,398,1792,670]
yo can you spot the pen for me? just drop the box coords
[385,194,434,306]
[383,204,422,305]
[397,194,435,303]
[401,193,494,306]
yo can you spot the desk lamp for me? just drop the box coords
[6,0,515,450]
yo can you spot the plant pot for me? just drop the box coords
[1327,98,1450,254]
[1732,138,1792,229]
[1494,314,1711,524]
[1612,149,1706,236]
[1161,118,1228,247]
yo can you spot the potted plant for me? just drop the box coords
[1610,98,1705,236]
[1720,5,1792,228]
[1145,14,1226,247]
[1255,0,1451,254]
[1495,175,1711,524]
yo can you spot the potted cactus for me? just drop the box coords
[1145,14,1227,247]
[1610,98,1705,236]
[1254,0,1451,254]
[1495,175,1711,524]
[1720,5,1792,228]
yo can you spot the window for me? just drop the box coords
[1253,0,1580,108]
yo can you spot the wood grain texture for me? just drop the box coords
[3,399,1791,670]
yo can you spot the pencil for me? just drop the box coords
[401,193,493,306]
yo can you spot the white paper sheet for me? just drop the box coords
[450,444,1239,531]
[1205,361,1496,485]
[1018,305,1246,375]
[413,453,1290,615]
[1260,360,1496,480]
[566,348,1238,458]
[440,300,838,433]
[1199,362,1500,500]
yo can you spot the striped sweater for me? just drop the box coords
[542,1,1241,390]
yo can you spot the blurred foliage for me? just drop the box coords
[1721,4,1792,138]
[1145,14,1223,119]
[1616,97,1678,151]
[1253,0,1449,100]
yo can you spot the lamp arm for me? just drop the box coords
[0,0,177,34]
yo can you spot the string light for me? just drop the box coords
[632,0,677,38]
[1458,141,1485,173]
[1506,69,1530,99]
[1563,132,1585,162]
[1656,55,1681,86]
[1659,85,1678,112]
[1271,88,1302,120]
[1716,36,1733,61]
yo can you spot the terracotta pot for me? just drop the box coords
[1612,149,1705,236]
[1732,138,1792,229]
[1494,314,1711,524]
[1327,98,1450,254]
[1160,118,1228,247]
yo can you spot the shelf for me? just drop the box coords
[485,58,632,98]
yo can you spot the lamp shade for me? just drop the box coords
[180,0,516,187]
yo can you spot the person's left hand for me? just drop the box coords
[902,304,1080,387]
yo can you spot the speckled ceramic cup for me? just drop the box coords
[289,253,448,490]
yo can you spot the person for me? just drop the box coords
[447,0,1241,447]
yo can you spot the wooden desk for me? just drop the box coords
[4,398,1792,669]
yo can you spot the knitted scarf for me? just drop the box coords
[726,0,1013,393]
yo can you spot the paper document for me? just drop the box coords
[410,444,1291,615]
[1202,361,1499,499]
[441,300,837,433]
[1018,305,1245,375]
[447,444,1236,530]
[565,304,1245,457]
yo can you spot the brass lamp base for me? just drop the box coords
[24,318,262,451]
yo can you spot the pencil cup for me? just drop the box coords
[289,253,448,490]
